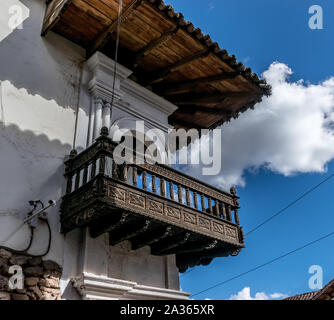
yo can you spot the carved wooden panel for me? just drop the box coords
[129,192,146,208]
[148,199,164,215]
[225,225,238,241]
[198,217,211,230]
[113,188,126,201]
[212,222,225,235]
[183,212,196,225]
[62,176,243,247]
[67,207,95,230]
[166,206,181,220]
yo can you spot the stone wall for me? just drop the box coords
[0,249,62,300]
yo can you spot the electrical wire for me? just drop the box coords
[245,173,334,236]
[73,60,85,149]
[181,173,334,277]
[109,0,123,121]
[0,219,52,258]
[0,80,5,127]
[0,226,34,255]
[190,230,334,298]
[0,201,52,257]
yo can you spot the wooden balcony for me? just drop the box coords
[60,128,244,272]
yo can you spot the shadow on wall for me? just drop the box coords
[0,0,86,112]
[0,122,72,263]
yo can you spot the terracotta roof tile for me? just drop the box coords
[146,0,272,96]
[285,291,318,301]
[285,278,334,300]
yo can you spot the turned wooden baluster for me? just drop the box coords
[74,170,80,191]
[194,192,198,210]
[178,185,183,204]
[226,204,232,222]
[186,188,191,207]
[234,208,240,225]
[82,165,88,185]
[99,154,105,175]
[152,175,157,194]
[208,197,213,215]
[215,200,220,217]
[90,159,96,180]
[122,164,128,182]
[201,194,206,212]
[169,182,174,201]
[230,187,240,225]
[142,171,147,190]
[132,167,137,187]
[160,178,166,197]
[112,160,118,179]
[66,173,73,194]
[220,203,227,220]
[66,150,77,193]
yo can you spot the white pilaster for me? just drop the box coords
[87,52,132,104]
[102,102,111,129]
[86,52,133,144]
[87,97,95,146]
[81,229,109,277]
[93,97,103,141]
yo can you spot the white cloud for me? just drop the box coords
[229,287,288,300]
[269,292,289,299]
[183,62,334,188]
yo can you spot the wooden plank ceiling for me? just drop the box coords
[43,0,272,130]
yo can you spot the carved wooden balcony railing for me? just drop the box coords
[60,128,244,272]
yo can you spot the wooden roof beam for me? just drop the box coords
[109,220,151,246]
[145,48,211,84]
[90,212,130,238]
[131,226,172,250]
[87,0,143,57]
[133,26,179,67]
[169,117,204,130]
[165,240,218,256]
[41,0,72,36]
[155,72,240,95]
[168,92,261,105]
[176,105,233,116]
[151,232,191,255]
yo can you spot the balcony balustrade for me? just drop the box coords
[61,128,244,272]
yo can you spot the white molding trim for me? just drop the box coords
[72,273,191,300]
[87,52,133,103]
[85,51,178,144]
[121,78,178,116]
[113,100,174,133]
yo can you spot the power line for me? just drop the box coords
[246,173,334,236]
[190,230,334,298]
[181,173,334,277]
[110,0,123,113]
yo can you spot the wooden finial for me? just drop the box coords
[100,127,109,137]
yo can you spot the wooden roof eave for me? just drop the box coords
[42,0,272,130]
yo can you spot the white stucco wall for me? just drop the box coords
[0,0,184,299]
[0,0,85,265]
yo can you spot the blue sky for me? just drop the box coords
[167,0,334,300]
